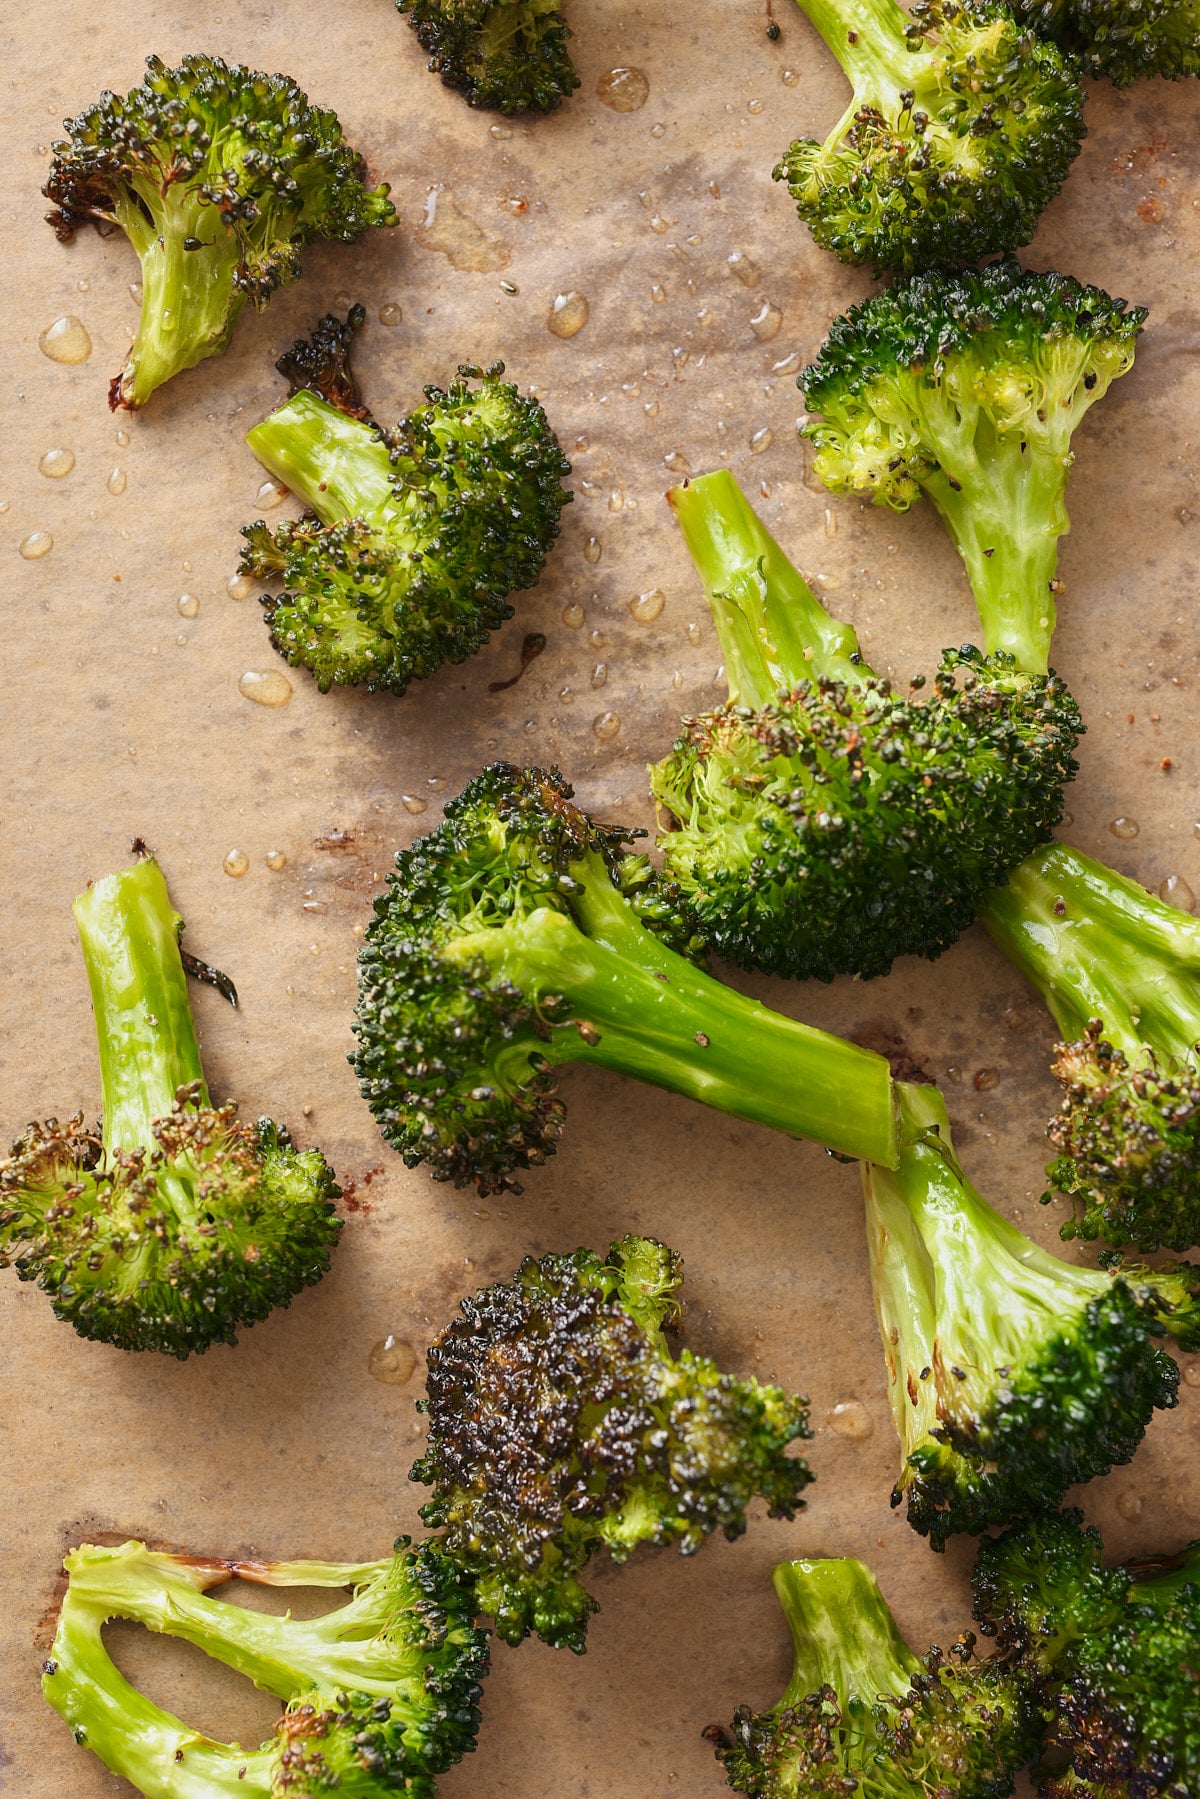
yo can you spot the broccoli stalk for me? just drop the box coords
[774,0,1085,273]
[710,1557,1033,1797]
[648,471,1081,981]
[352,762,900,1195]
[0,856,340,1356]
[861,1082,1200,1548]
[396,0,580,114]
[42,1538,488,1797]
[801,262,1146,673]
[980,842,1200,1252]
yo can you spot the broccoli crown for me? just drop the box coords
[241,358,572,696]
[774,0,1084,274]
[0,856,340,1357]
[352,761,900,1194]
[275,301,372,420]
[862,1084,1185,1550]
[711,1558,1032,1798]
[44,54,394,409]
[410,1235,811,1652]
[980,842,1200,1253]
[396,0,580,113]
[801,261,1145,674]
[42,1537,488,1797]
[1008,0,1200,81]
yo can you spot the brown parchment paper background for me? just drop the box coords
[2,2,1200,1792]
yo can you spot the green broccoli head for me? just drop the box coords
[352,761,900,1195]
[710,1557,1033,1798]
[801,262,1146,674]
[410,1235,812,1652]
[1008,0,1200,82]
[42,1537,488,1796]
[0,856,339,1357]
[863,1084,1192,1549]
[241,352,572,696]
[649,472,1081,982]
[774,0,1084,274]
[44,54,395,410]
[397,0,580,113]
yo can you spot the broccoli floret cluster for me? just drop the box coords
[775,0,1085,273]
[411,1235,812,1651]
[396,0,580,113]
[0,856,340,1357]
[1009,0,1200,81]
[44,54,395,409]
[649,471,1081,982]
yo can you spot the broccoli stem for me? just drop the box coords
[979,843,1200,1060]
[791,0,928,102]
[246,390,397,524]
[1128,1541,1200,1602]
[116,189,245,410]
[771,1558,918,1709]
[669,471,867,707]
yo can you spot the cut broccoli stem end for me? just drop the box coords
[772,1558,919,1711]
[114,206,247,410]
[246,389,398,526]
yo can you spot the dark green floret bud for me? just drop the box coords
[396,0,580,112]
[411,1235,812,1651]
[1006,0,1200,83]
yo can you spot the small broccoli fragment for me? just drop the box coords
[981,841,1200,1252]
[1008,0,1200,82]
[240,329,572,696]
[773,0,1085,273]
[973,1511,1200,1799]
[411,1234,811,1651]
[648,470,1081,982]
[709,1556,1034,1797]
[396,0,579,113]
[0,855,340,1356]
[352,761,901,1195]
[801,262,1145,673]
[44,54,395,410]
[42,1536,488,1797]
[862,1082,1198,1548]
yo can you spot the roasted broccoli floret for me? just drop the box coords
[1008,0,1200,82]
[42,1537,487,1797]
[396,0,579,113]
[862,1082,1200,1548]
[240,313,571,696]
[708,1556,1034,1798]
[410,1234,811,1652]
[648,470,1081,982]
[773,0,1085,273]
[981,842,1200,1253]
[802,262,1145,673]
[0,855,340,1356]
[352,761,901,1195]
[973,1511,1200,1799]
[44,54,395,410]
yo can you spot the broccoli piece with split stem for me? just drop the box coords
[410,1235,812,1651]
[240,313,572,697]
[44,54,395,410]
[773,0,1085,273]
[801,261,1145,674]
[396,0,579,113]
[708,1556,1034,1797]
[0,855,340,1356]
[41,1537,488,1797]
[862,1083,1200,1548]
[1009,0,1200,83]
[981,841,1200,1253]
[648,470,1081,982]
[352,761,901,1196]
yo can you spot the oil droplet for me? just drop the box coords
[591,663,608,688]
[238,669,293,707]
[562,601,586,628]
[597,66,650,111]
[176,592,200,619]
[39,447,75,478]
[974,1067,1000,1091]
[827,1400,873,1441]
[266,849,287,871]
[1115,1489,1144,1521]
[824,508,837,538]
[427,776,447,793]
[749,426,774,455]
[417,186,511,272]
[1160,873,1195,912]
[608,489,624,512]
[368,1335,418,1385]
[650,282,666,304]
[18,531,53,559]
[379,302,403,326]
[499,279,519,295]
[747,97,766,114]
[106,467,128,496]
[223,850,250,878]
[644,399,660,417]
[750,300,783,341]
[664,449,693,474]
[115,427,131,447]
[782,66,800,85]
[649,121,667,139]
[1110,816,1140,840]
[727,250,761,287]
[256,479,286,509]
[489,122,511,140]
[773,349,803,376]
[227,572,253,601]
[592,710,621,740]
[630,587,665,622]
[77,277,90,292]
[1185,1362,1200,1388]
[588,629,607,649]
[402,794,429,814]
[583,535,602,564]
[671,669,683,690]
[548,291,589,338]
[39,315,92,363]
[686,621,702,645]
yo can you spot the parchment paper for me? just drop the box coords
[2,2,1200,1792]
